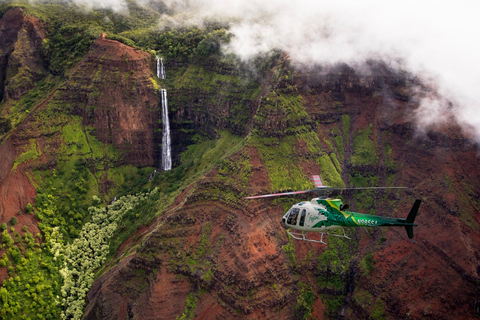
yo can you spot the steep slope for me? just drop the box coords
[295,63,480,319]
[0,30,161,230]
[56,34,161,167]
[0,16,163,317]
[83,60,480,319]
[0,6,47,239]
[84,149,296,320]
[0,7,45,103]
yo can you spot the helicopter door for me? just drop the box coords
[286,208,300,225]
[299,209,306,227]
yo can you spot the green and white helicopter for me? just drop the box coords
[246,175,421,244]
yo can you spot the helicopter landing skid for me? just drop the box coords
[288,228,351,244]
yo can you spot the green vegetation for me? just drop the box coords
[342,114,351,146]
[318,154,344,187]
[9,217,17,226]
[50,189,160,319]
[371,298,386,320]
[353,288,374,307]
[316,229,357,318]
[0,225,62,319]
[126,25,229,60]
[180,130,245,180]
[12,139,42,171]
[352,289,386,319]
[360,252,376,275]
[177,292,198,320]
[347,124,387,214]
[295,282,315,320]
[350,124,378,166]
[165,221,218,289]
[250,135,313,192]
[169,64,260,136]
[282,234,296,265]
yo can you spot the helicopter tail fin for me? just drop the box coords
[405,226,414,239]
[406,199,421,224]
[405,199,421,239]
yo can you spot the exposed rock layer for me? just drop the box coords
[84,62,480,319]
[0,7,45,102]
[56,34,161,167]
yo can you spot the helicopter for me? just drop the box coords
[245,175,421,244]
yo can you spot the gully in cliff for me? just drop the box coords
[245,175,421,244]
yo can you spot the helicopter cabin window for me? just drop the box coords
[287,208,300,225]
[299,209,306,227]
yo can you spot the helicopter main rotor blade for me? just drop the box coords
[326,187,408,191]
[244,188,319,199]
[244,186,407,199]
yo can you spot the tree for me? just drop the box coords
[0,287,8,303]
[2,230,14,247]
[197,33,221,57]
[25,203,34,214]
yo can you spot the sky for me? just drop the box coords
[71,0,480,140]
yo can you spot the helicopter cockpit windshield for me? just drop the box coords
[286,207,300,225]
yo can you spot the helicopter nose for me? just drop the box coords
[282,217,287,228]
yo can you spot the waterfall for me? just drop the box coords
[156,56,165,79]
[161,89,172,171]
[157,55,170,170]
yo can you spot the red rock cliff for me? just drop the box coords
[84,62,480,320]
[0,7,45,102]
[55,34,161,167]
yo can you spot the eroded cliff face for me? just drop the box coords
[296,63,480,319]
[0,30,160,212]
[0,7,45,103]
[0,7,46,238]
[84,61,480,319]
[0,29,162,288]
[84,151,297,320]
[55,34,161,167]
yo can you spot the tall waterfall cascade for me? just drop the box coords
[156,56,165,79]
[161,89,172,171]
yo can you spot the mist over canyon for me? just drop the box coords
[69,0,480,142]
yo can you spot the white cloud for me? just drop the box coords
[61,0,480,139]
[196,0,480,140]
